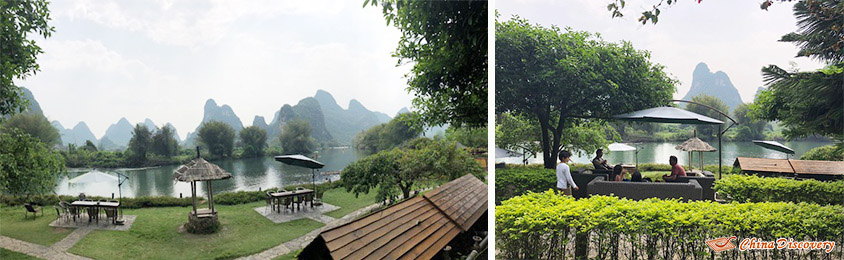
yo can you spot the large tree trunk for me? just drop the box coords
[538,111,555,169]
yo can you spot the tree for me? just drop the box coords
[342,138,483,203]
[686,94,730,140]
[495,112,542,161]
[239,126,267,157]
[753,64,843,140]
[0,0,54,118]
[280,119,316,155]
[0,128,65,197]
[751,0,843,141]
[496,17,676,168]
[353,113,422,153]
[444,126,487,148]
[198,121,235,157]
[151,125,179,157]
[605,0,812,25]
[733,103,768,141]
[81,140,97,152]
[366,0,488,127]
[3,112,60,147]
[127,124,152,164]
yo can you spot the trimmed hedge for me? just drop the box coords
[714,174,844,205]
[496,191,844,260]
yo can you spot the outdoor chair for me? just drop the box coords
[293,195,304,211]
[54,206,65,222]
[104,207,118,224]
[64,203,80,222]
[86,206,99,224]
[265,191,275,213]
[24,204,42,219]
[279,197,293,212]
[313,192,323,206]
[304,193,314,208]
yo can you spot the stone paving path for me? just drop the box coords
[1,203,382,260]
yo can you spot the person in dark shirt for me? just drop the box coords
[592,149,611,170]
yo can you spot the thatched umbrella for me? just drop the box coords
[675,137,716,171]
[172,148,232,216]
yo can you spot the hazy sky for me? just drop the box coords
[497,0,824,103]
[18,0,414,140]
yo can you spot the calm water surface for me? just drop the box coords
[55,148,366,198]
[497,141,834,167]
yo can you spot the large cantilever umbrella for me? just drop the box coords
[607,143,639,167]
[614,106,730,178]
[68,170,118,184]
[275,155,324,193]
[675,137,716,171]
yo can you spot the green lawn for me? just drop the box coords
[321,188,378,219]
[0,248,42,260]
[68,202,324,259]
[0,205,74,246]
[640,171,671,182]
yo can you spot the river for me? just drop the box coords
[496,140,834,167]
[55,148,367,198]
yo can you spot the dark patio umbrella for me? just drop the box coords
[613,107,724,125]
[613,106,733,178]
[275,155,324,193]
[753,140,795,156]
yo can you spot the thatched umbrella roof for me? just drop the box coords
[172,157,232,182]
[675,137,716,152]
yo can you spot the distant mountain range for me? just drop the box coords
[682,62,744,112]
[23,88,399,149]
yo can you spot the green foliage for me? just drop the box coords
[800,144,844,161]
[126,124,153,165]
[198,121,235,157]
[686,94,730,140]
[239,126,267,157]
[82,140,97,152]
[61,149,125,168]
[443,125,487,148]
[752,64,843,140]
[714,174,844,205]
[0,129,65,197]
[497,191,844,259]
[496,16,675,168]
[151,125,179,157]
[495,112,541,162]
[780,0,844,63]
[280,119,316,155]
[0,0,53,117]
[366,0,487,127]
[606,0,799,25]
[2,112,60,147]
[343,138,483,203]
[732,103,768,141]
[353,113,421,154]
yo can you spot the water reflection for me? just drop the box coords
[55,148,366,198]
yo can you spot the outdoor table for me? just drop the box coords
[270,189,314,213]
[71,201,120,223]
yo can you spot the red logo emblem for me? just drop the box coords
[706,236,737,252]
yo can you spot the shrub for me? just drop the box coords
[801,145,844,161]
[496,191,844,259]
[714,174,844,205]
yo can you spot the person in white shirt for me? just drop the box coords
[556,150,578,196]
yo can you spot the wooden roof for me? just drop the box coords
[734,157,844,175]
[422,174,487,231]
[305,174,487,260]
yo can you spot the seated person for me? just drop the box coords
[612,164,627,182]
[662,155,687,182]
[631,171,642,182]
[592,149,611,170]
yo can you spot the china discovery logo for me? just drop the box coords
[706,237,836,253]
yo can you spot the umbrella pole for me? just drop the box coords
[191,181,197,215]
[718,124,722,179]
